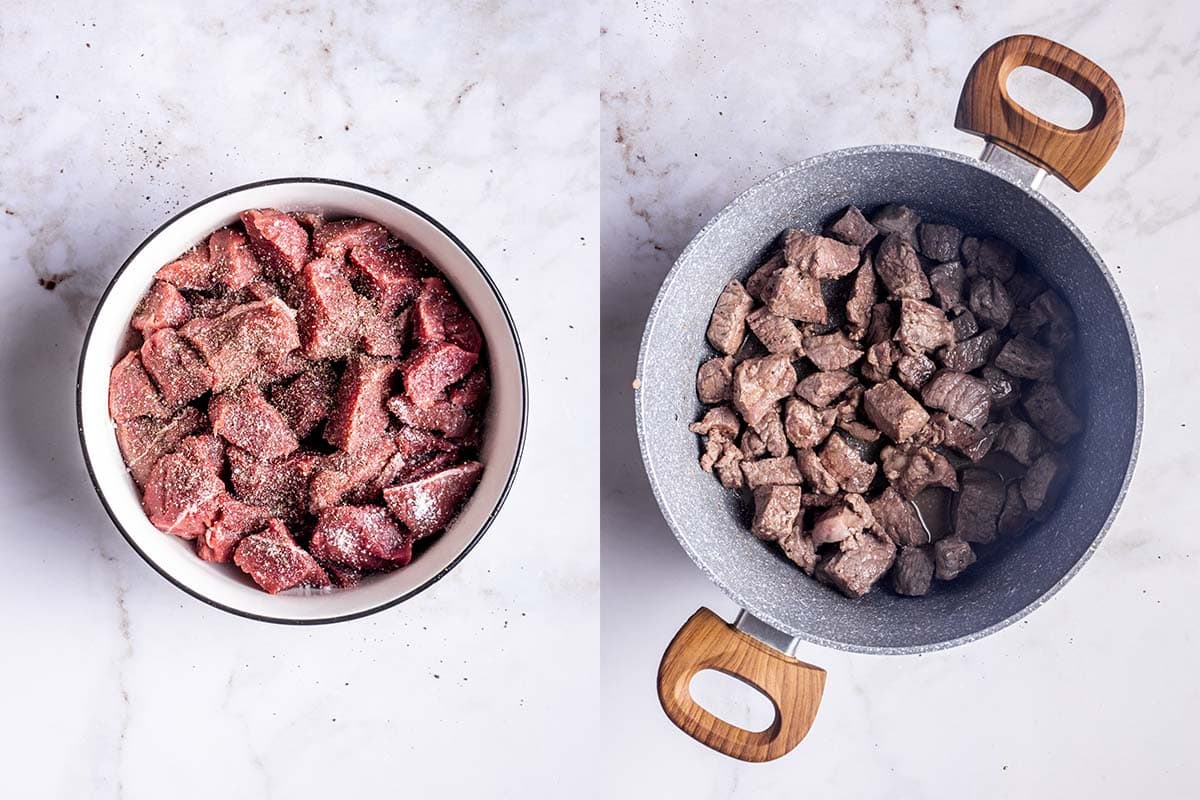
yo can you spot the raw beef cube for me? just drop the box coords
[881,444,959,499]
[411,277,483,354]
[896,353,936,391]
[962,237,1017,281]
[247,281,280,301]
[740,456,802,489]
[187,290,249,320]
[968,276,1014,329]
[803,331,863,371]
[240,208,310,276]
[1021,451,1070,514]
[921,370,992,428]
[796,447,839,495]
[892,546,935,596]
[931,413,995,462]
[323,562,364,588]
[383,460,483,538]
[270,364,337,439]
[751,484,803,541]
[866,302,896,345]
[819,432,877,494]
[845,256,877,339]
[141,451,224,538]
[178,433,225,475]
[933,536,976,580]
[869,486,927,547]
[310,505,412,569]
[732,353,795,427]
[131,281,192,333]
[779,529,818,576]
[795,370,856,408]
[349,241,425,312]
[763,265,827,323]
[290,211,324,232]
[156,243,213,290]
[917,223,962,262]
[705,279,754,355]
[228,447,320,523]
[811,493,873,546]
[784,398,836,450]
[896,298,953,353]
[863,380,929,443]
[210,384,299,460]
[929,261,966,313]
[994,336,1055,380]
[950,309,978,341]
[869,204,921,244]
[297,256,362,360]
[325,355,397,451]
[141,328,214,408]
[875,233,931,299]
[862,341,898,384]
[115,406,205,486]
[1022,381,1083,444]
[999,482,1031,535]
[208,228,261,291]
[953,469,1005,544]
[234,520,330,594]
[994,417,1047,466]
[745,251,783,300]
[781,228,860,279]
[402,342,477,409]
[196,495,271,563]
[388,394,475,438]
[825,206,878,247]
[816,532,896,598]
[696,355,735,404]
[181,298,301,392]
[448,366,489,410]
[981,366,1019,409]
[312,218,388,258]
[940,329,998,372]
[109,352,169,422]
[360,301,409,357]
[245,347,309,389]
[746,307,805,358]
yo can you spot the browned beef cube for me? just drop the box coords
[751,406,789,457]
[802,492,842,508]
[869,486,927,547]
[994,417,1047,466]
[881,444,958,499]
[779,529,818,576]
[994,336,1055,380]
[141,450,224,538]
[1031,290,1075,352]
[228,447,320,523]
[896,353,936,391]
[875,233,931,299]
[180,298,301,393]
[933,536,976,580]
[940,328,998,372]
[782,228,860,279]
[826,206,878,247]
[741,429,767,459]
[820,432,876,493]
[732,353,796,427]
[141,328,214,408]
[869,204,920,244]
[999,482,1031,535]
[838,420,880,443]
[240,208,310,277]
[803,331,863,371]
[383,461,483,538]
[845,256,877,339]
[115,406,205,486]
[981,366,1019,408]
[931,413,995,462]
[811,493,873,546]
[751,484,803,541]
[745,251,784,300]
[1022,381,1083,443]
[816,532,896,598]
[862,341,898,384]
[309,505,411,570]
[270,363,337,439]
[897,298,953,353]
[917,223,962,262]
[326,355,396,451]
[697,355,735,404]
[784,397,836,449]
[233,520,330,594]
[763,265,827,323]
[402,341,478,408]
[132,281,192,334]
[968,276,1014,329]
[1021,452,1070,514]
[962,237,1017,281]
[1006,271,1048,306]
[928,261,965,314]
[922,370,992,428]
[411,276,482,354]
[741,456,802,489]
[313,218,389,259]
[156,243,213,290]
[863,380,929,443]
[746,307,805,358]
[713,445,745,489]
[210,383,299,460]
[795,370,856,407]
[349,241,425,313]
[706,278,754,355]
[109,352,170,422]
[953,469,1005,544]
[208,228,262,291]
[690,406,741,440]
[796,447,839,495]
[866,301,896,346]
[950,309,978,341]
[892,546,935,596]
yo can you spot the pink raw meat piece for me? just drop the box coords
[313,218,389,258]
[270,364,336,438]
[411,277,482,353]
[322,562,363,588]
[402,341,478,408]
[246,281,279,301]
[309,505,412,570]
[177,433,225,475]
[208,228,262,291]
[246,348,309,388]
[396,451,459,485]
[448,366,489,410]
[349,241,424,312]
[290,211,324,233]
[233,519,330,593]
[383,460,483,538]
[187,289,251,320]
[360,300,409,357]
[377,429,460,490]
[156,242,213,290]
[240,208,310,277]
[141,328,214,408]
[395,426,458,457]
[109,352,169,422]
[297,257,362,359]
[196,495,272,563]
[387,394,474,438]
[210,383,299,459]
[180,298,301,392]
[131,281,192,333]
[141,451,225,538]
[308,471,355,515]
[228,447,320,523]
[309,434,398,513]
[115,407,206,486]
[324,355,396,452]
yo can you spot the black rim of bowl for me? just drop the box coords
[75,177,529,625]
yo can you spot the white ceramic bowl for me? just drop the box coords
[77,178,527,623]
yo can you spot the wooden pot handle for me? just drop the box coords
[657,608,826,762]
[955,33,1125,190]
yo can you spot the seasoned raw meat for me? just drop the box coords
[383,461,483,538]
[819,432,876,493]
[782,228,860,279]
[180,298,301,392]
[892,546,935,596]
[210,384,299,460]
[1022,381,1083,443]
[869,486,927,547]
[896,298,954,354]
[270,364,336,439]
[803,331,863,371]
[141,328,214,408]
[940,329,998,372]
[116,407,206,486]
[811,493,873,546]
[994,336,1055,380]
[156,243,212,290]
[779,529,818,576]
[763,265,827,323]
[895,353,935,391]
[796,370,857,408]
[411,277,482,354]
[962,236,1017,281]
[1021,452,1070,513]
[131,281,192,333]
[928,260,966,313]
[389,394,475,438]
[816,532,896,598]
[968,276,1014,329]
[741,456,802,489]
[933,536,976,580]
[864,380,929,443]
[313,218,389,259]
[845,255,877,339]
[296,256,362,360]
[228,447,320,524]
[196,495,271,563]
[922,370,992,428]
[706,278,754,355]
[141,451,224,538]
[953,469,1005,544]
[402,341,477,408]
[751,485,803,541]
[917,223,962,262]
[240,209,310,276]
[875,233,931,299]
[109,352,169,422]
[325,355,396,451]
[869,205,920,244]
[448,367,489,411]
[732,353,795,427]
[784,397,836,450]
[309,505,411,570]
[234,520,330,594]
[350,241,424,314]
[746,307,805,358]
[697,355,735,404]
[208,228,261,291]
[881,444,959,499]
[826,206,878,247]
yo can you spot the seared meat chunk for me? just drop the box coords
[845,256,877,339]
[697,355,735,404]
[689,406,741,440]
[922,370,992,428]
[826,206,879,247]
[796,447,840,495]
[1022,381,1083,443]
[869,204,920,244]
[1021,451,1070,514]
[999,482,1030,535]
[819,432,877,494]
[929,261,966,312]
[940,328,998,372]
[782,228,861,279]
[811,493,874,546]
[803,331,863,371]
[981,365,1019,408]
[796,370,857,407]
[950,309,978,341]
[930,413,995,462]
[741,456,803,489]
[746,307,805,358]
[779,529,818,576]
[712,443,746,489]
[993,417,1047,466]
[917,223,962,262]
[892,546,935,596]
[1031,290,1076,352]
[866,302,896,345]
[751,406,789,458]
[745,251,783,300]
[862,341,898,384]
[881,444,959,499]
[875,233,931,299]
[706,279,754,355]
[764,265,827,323]
[962,237,1017,281]
[863,380,929,443]
[1005,271,1048,307]
[933,536,976,580]
[896,353,936,391]
[953,469,1005,544]
[784,397,837,449]
[740,429,767,459]
[968,276,1014,329]
[896,298,954,353]
[994,336,1055,380]
[732,353,796,427]
[816,532,896,598]
[869,486,927,547]
[751,485,803,541]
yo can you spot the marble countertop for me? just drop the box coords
[601,0,1199,797]
[0,2,599,797]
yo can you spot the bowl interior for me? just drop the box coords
[637,146,1140,652]
[78,180,526,622]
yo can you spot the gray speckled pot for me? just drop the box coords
[635,144,1142,654]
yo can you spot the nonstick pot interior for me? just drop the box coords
[636,145,1141,653]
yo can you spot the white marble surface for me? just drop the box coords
[602,1,1200,796]
[0,2,599,797]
